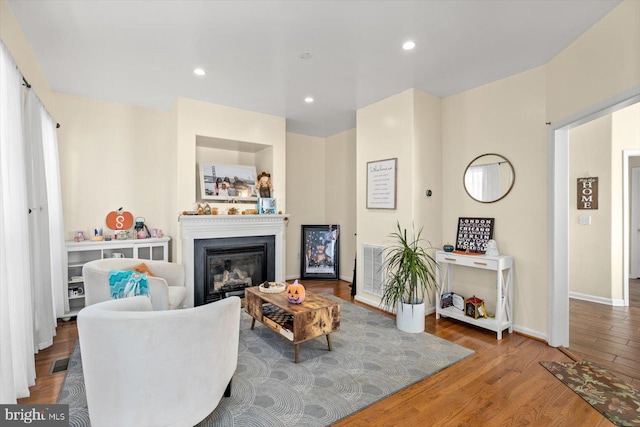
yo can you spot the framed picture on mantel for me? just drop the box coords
[199,163,258,201]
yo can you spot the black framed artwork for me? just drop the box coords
[300,225,340,280]
[455,217,494,254]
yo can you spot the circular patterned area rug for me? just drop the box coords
[59,295,474,426]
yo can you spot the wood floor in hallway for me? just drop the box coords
[569,279,640,387]
[20,280,614,426]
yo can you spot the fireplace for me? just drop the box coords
[194,236,275,306]
[180,214,288,308]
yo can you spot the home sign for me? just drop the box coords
[577,177,598,210]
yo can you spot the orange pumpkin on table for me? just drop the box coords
[286,280,306,304]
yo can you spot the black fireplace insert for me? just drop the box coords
[194,235,275,306]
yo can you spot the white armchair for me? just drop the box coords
[77,295,241,427]
[83,258,186,311]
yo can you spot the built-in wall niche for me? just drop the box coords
[195,135,274,204]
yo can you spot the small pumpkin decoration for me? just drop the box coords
[286,280,306,304]
[106,207,134,230]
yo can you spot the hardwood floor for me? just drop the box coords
[568,279,640,387]
[17,315,78,405]
[20,280,614,426]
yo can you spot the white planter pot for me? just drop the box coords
[396,301,425,333]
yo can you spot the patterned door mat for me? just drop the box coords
[540,360,640,426]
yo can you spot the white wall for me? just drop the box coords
[285,129,357,282]
[174,97,286,261]
[285,132,326,279]
[55,94,175,243]
[356,89,442,308]
[0,0,56,114]
[568,116,612,299]
[442,67,547,332]
[545,0,640,124]
[325,129,357,281]
[414,90,443,253]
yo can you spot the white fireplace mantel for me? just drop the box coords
[180,214,289,307]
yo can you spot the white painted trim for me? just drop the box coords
[354,294,436,316]
[180,214,289,307]
[512,325,547,343]
[622,153,640,307]
[570,292,625,307]
[548,127,570,348]
[355,294,385,311]
[285,274,353,281]
[549,85,640,348]
[631,167,640,279]
[284,274,353,283]
[339,274,353,282]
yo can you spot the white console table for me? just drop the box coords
[435,251,513,339]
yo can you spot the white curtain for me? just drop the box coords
[0,41,36,402]
[25,90,64,349]
[465,163,501,201]
[0,41,63,403]
[39,98,67,320]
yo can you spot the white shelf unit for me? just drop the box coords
[62,237,170,318]
[435,251,513,340]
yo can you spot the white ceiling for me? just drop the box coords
[7,0,621,138]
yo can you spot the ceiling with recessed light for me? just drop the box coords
[7,0,621,137]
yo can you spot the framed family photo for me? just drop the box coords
[300,225,340,280]
[199,163,258,201]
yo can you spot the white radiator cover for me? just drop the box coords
[362,244,385,297]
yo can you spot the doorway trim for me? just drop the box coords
[548,85,640,348]
[623,157,640,306]
[631,167,640,280]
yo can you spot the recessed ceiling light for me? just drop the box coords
[402,41,416,50]
[304,97,314,103]
[194,68,206,76]
[298,51,313,60]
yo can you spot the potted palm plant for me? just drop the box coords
[380,222,439,333]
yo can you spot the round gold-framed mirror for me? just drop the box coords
[463,153,515,203]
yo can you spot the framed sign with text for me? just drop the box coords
[366,158,397,209]
[577,177,598,209]
[455,217,495,254]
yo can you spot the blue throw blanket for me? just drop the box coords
[108,270,149,299]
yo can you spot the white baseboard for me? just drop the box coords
[353,294,435,315]
[354,294,382,311]
[512,325,548,343]
[570,291,625,306]
[286,274,353,282]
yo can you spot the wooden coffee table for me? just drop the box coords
[245,286,340,363]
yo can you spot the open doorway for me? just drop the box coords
[564,104,640,385]
[549,88,640,350]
